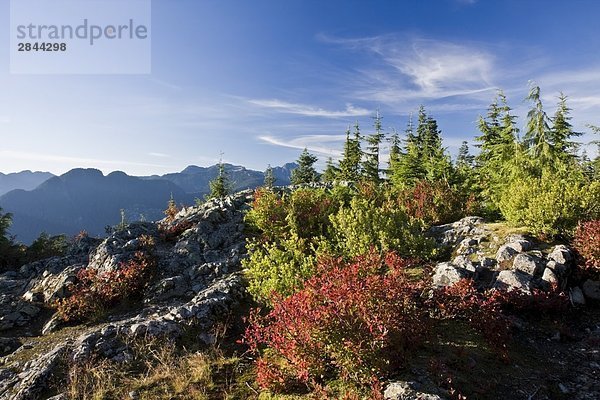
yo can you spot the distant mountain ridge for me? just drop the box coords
[0,163,296,243]
[0,170,54,196]
[145,162,296,194]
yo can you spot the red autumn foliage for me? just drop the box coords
[573,219,600,278]
[55,251,156,322]
[397,180,477,226]
[244,255,571,393]
[243,251,427,391]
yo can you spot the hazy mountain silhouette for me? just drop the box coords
[145,163,296,194]
[0,163,296,244]
[0,169,194,244]
[0,170,54,196]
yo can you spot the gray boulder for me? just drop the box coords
[512,254,544,276]
[496,245,519,263]
[570,287,586,306]
[548,245,573,265]
[494,270,532,293]
[582,280,600,301]
[432,262,472,288]
[384,381,445,400]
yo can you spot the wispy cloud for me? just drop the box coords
[148,152,171,158]
[0,150,169,170]
[259,134,345,157]
[248,99,370,118]
[455,0,478,5]
[318,34,499,109]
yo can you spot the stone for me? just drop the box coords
[541,267,559,286]
[512,254,544,276]
[570,287,586,306]
[506,239,533,253]
[548,245,573,265]
[384,381,444,400]
[494,270,532,293]
[496,244,518,263]
[546,260,569,277]
[432,262,472,288]
[582,280,600,301]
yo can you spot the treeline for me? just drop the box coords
[284,84,600,237]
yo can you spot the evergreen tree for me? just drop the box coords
[338,124,362,181]
[456,141,475,168]
[362,110,385,183]
[524,84,552,164]
[386,127,402,179]
[207,158,231,199]
[549,93,581,164]
[264,164,276,188]
[422,115,453,182]
[391,112,424,186]
[475,91,520,213]
[321,157,340,183]
[291,148,319,185]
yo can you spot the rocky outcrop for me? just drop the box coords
[429,217,576,294]
[0,191,253,399]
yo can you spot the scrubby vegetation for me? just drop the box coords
[238,84,600,397]
[55,249,157,323]
[3,84,600,399]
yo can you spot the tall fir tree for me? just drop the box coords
[456,141,475,168]
[475,91,520,213]
[338,123,362,181]
[391,112,424,186]
[549,93,581,165]
[264,164,276,188]
[321,157,340,183]
[362,110,385,183]
[422,114,453,182]
[386,127,402,179]
[291,148,319,185]
[524,84,552,165]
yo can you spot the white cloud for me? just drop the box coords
[148,152,171,158]
[318,34,498,107]
[248,99,371,118]
[258,134,345,157]
[0,150,169,170]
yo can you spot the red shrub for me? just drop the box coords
[397,180,475,226]
[243,251,427,391]
[55,251,156,322]
[574,219,600,278]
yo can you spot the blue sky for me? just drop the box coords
[1,0,600,175]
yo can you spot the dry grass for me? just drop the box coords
[64,336,253,400]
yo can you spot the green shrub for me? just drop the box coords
[499,170,600,237]
[285,188,339,240]
[243,234,317,303]
[329,196,436,259]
